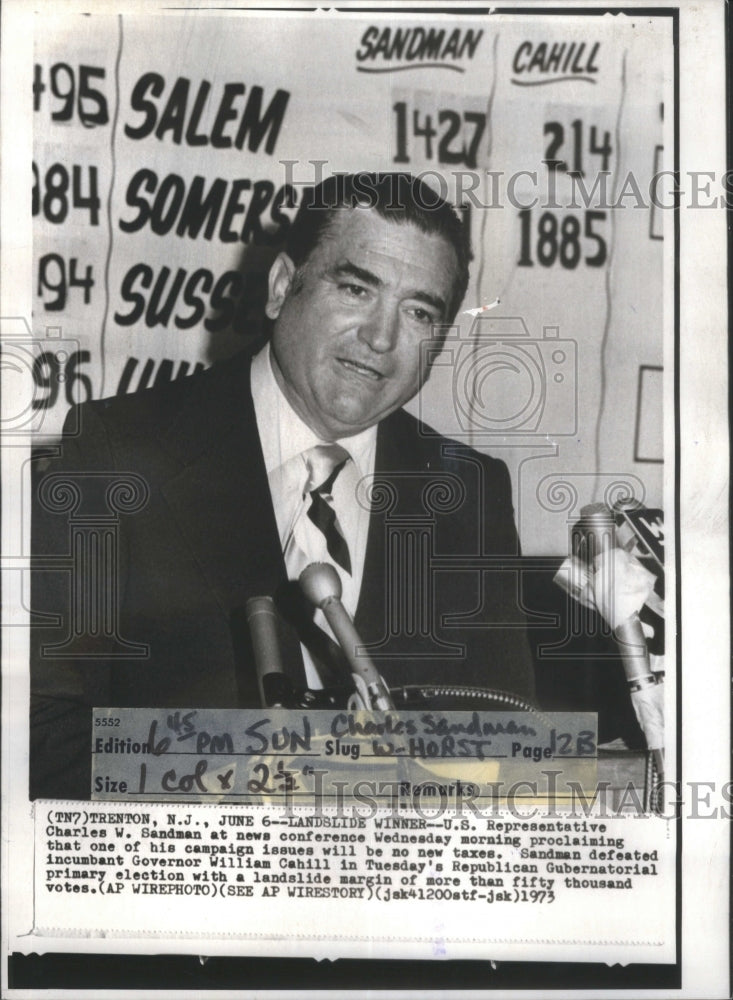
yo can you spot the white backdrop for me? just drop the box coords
[32,10,671,553]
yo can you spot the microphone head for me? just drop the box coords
[299,562,342,608]
[245,595,276,619]
[573,502,616,565]
[578,502,614,523]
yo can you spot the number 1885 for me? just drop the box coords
[518,208,607,269]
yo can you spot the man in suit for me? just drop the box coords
[30,173,536,799]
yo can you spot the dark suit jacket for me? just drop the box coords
[30,349,535,798]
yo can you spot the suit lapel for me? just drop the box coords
[354,409,425,646]
[157,352,305,688]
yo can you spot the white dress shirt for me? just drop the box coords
[250,343,376,688]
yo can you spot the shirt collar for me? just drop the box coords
[251,343,377,477]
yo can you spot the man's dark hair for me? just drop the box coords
[284,172,471,321]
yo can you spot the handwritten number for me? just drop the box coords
[248,762,273,794]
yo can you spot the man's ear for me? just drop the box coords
[265,252,297,319]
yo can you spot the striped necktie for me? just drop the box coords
[302,444,352,575]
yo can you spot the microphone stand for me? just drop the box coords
[299,563,395,712]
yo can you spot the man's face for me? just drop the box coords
[266,207,459,441]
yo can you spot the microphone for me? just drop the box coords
[559,503,665,789]
[613,615,657,690]
[572,504,656,690]
[299,563,395,711]
[244,596,292,707]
